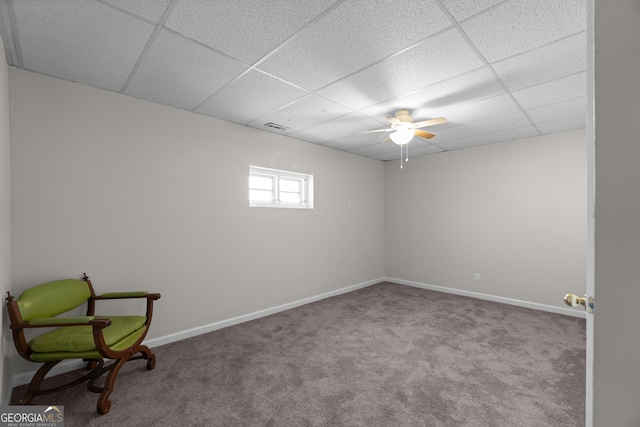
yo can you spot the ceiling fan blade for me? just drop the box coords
[415,129,436,139]
[382,136,391,143]
[386,117,402,125]
[362,128,392,133]
[414,117,447,128]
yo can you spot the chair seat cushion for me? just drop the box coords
[28,316,147,353]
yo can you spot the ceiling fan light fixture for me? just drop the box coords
[389,128,415,145]
[361,110,447,168]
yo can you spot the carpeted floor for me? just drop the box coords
[11,282,586,426]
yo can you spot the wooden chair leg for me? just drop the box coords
[85,359,101,371]
[138,345,156,370]
[97,357,128,415]
[20,360,60,404]
[92,348,157,414]
[18,349,157,414]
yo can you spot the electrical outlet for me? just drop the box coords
[474,273,481,282]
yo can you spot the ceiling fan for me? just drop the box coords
[364,109,447,168]
[365,109,447,143]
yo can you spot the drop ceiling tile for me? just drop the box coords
[288,113,384,144]
[430,94,521,130]
[436,112,531,142]
[440,0,507,22]
[321,131,388,151]
[317,28,485,110]
[101,0,173,23]
[374,144,444,161]
[512,72,586,110]
[358,67,504,121]
[247,94,351,135]
[348,142,404,158]
[492,32,587,91]
[257,0,451,91]
[125,30,247,111]
[13,0,155,92]
[195,70,307,125]
[165,0,339,65]
[436,126,538,151]
[461,0,587,63]
[527,97,586,124]
[537,115,586,134]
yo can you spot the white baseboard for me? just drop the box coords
[144,277,384,348]
[386,277,587,319]
[9,277,385,393]
[9,275,583,401]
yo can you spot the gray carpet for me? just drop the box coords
[11,282,586,426]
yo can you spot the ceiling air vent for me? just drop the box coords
[263,122,291,131]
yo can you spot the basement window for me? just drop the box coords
[249,166,314,209]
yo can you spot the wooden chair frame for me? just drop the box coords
[5,274,161,414]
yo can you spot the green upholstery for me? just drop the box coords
[30,316,96,325]
[17,279,91,321]
[29,326,148,362]
[29,315,147,353]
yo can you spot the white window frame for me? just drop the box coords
[249,165,314,209]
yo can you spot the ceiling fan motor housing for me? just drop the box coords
[395,110,413,123]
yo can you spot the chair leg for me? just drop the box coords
[96,357,128,415]
[85,359,101,371]
[19,351,158,414]
[20,360,60,404]
[94,348,157,414]
[138,345,156,370]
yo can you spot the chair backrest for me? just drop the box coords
[16,279,92,322]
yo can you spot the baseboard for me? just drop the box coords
[9,277,385,393]
[144,277,384,348]
[386,277,587,319]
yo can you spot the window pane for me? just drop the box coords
[279,178,301,203]
[279,192,301,203]
[249,165,313,209]
[249,175,273,191]
[279,178,300,193]
[249,189,273,201]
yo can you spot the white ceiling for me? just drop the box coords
[0,0,587,161]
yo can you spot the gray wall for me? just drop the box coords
[385,130,586,309]
[593,0,640,424]
[9,69,386,375]
[0,34,12,403]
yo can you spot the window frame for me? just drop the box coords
[249,165,314,209]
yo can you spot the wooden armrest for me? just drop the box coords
[97,291,148,299]
[23,316,112,329]
[93,292,161,300]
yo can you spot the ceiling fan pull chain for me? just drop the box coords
[400,145,403,169]
[406,143,409,162]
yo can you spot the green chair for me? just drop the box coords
[5,274,161,414]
